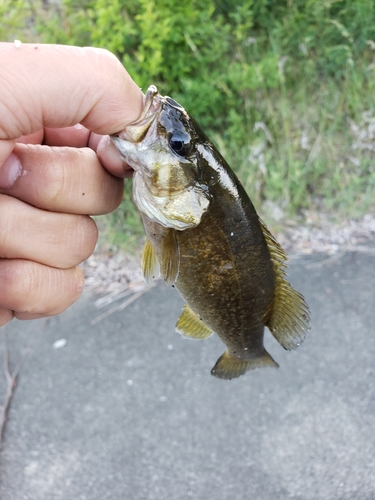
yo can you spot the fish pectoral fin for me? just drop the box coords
[142,238,160,285]
[259,217,311,350]
[175,304,213,340]
[160,229,180,286]
[211,350,279,380]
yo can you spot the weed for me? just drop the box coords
[3,0,375,250]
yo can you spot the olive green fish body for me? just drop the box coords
[177,180,275,350]
[112,85,310,379]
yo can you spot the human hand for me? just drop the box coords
[0,42,143,326]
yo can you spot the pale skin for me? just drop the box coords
[0,43,144,326]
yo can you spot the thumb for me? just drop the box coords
[0,43,143,181]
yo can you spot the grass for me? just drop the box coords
[2,0,375,251]
[216,56,375,223]
[99,55,375,252]
[95,182,145,254]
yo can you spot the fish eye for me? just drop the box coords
[168,133,192,157]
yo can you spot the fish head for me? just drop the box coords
[112,85,210,230]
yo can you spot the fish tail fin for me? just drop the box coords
[259,218,311,350]
[211,350,279,380]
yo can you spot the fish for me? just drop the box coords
[111,85,310,380]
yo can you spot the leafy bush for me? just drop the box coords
[0,0,40,41]
[7,0,375,231]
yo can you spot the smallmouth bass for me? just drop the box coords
[112,85,310,380]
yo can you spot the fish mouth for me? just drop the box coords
[113,85,162,144]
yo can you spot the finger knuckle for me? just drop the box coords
[70,216,98,263]
[0,260,83,317]
[40,159,67,209]
[0,259,38,311]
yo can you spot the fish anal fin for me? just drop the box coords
[176,304,213,340]
[211,350,279,380]
[141,238,160,285]
[160,229,180,286]
[259,217,311,350]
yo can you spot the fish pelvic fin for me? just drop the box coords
[160,228,180,286]
[142,238,160,285]
[176,304,213,340]
[211,350,279,380]
[259,218,311,350]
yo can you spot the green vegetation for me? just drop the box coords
[2,0,375,247]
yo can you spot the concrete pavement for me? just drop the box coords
[0,251,374,500]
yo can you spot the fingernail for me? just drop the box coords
[0,152,22,188]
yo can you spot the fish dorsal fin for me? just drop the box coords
[259,218,311,350]
[141,238,160,285]
[176,304,213,339]
[160,228,180,286]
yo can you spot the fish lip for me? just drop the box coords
[112,85,162,144]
